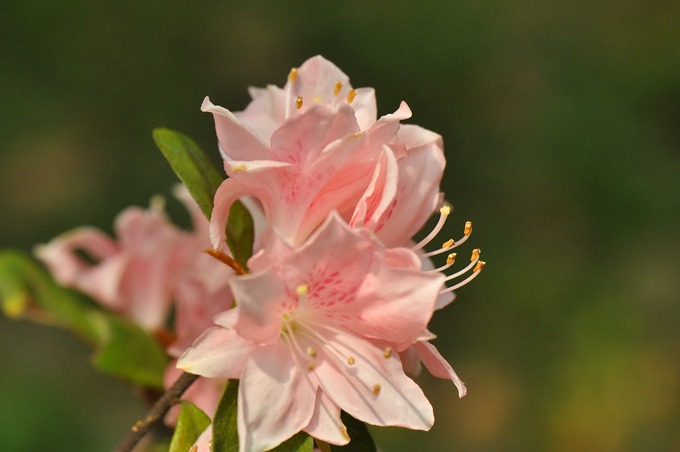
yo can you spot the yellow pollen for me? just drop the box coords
[311,96,323,103]
[373,384,381,395]
[383,346,392,358]
[306,346,317,358]
[442,239,455,248]
[464,221,472,235]
[296,284,309,296]
[471,249,480,261]
[289,68,298,82]
[189,445,198,452]
[474,261,486,272]
[347,356,355,365]
[440,206,451,215]
[296,96,303,109]
[208,439,213,451]
[307,362,316,371]
[334,81,343,94]
[447,253,456,265]
[232,164,247,172]
[347,89,357,102]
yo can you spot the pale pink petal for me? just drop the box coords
[231,267,290,344]
[384,247,421,271]
[303,389,350,445]
[288,55,351,108]
[270,103,359,168]
[234,85,287,144]
[177,327,256,379]
[238,345,318,452]
[209,179,258,250]
[419,253,456,310]
[399,347,422,376]
[413,341,467,398]
[350,88,378,131]
[163,361,224,426]
[365,101,412,149]
[313,330,434,430]
[213,308,238,329]
[350,146,398,231]
[201,97,274,161]
[189,424,213,452]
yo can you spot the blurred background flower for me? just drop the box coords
[1,1,679,451]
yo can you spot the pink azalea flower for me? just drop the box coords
[178,213,453,452]
[205,55,414,248]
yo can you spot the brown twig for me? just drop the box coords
[112,371,199,452]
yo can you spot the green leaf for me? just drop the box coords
[153,128,225,219]
[225,201,254,270]
[0,249,169,389]
[328,412,377,452]
[269,432,314,452]
[212,380,239,452]
[91,315,169,389]
[169,401,212,452]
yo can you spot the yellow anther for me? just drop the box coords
[446,253,456,265]
[471,249,480,261]
[347,89,357,103]
[289,68,298,82]
[296,96,303,109]
[347,356,355,365]
[208,439,213,451]
[311,96,323,103]
[442,239,455,248]
[373,384,381,395]
[383,346,392,358]
[474,261,486,272]
[307,362,316,371]
[232,164,247,172]
[464,221,472,235]
[306,346,317,358]
[189,445,198,452]
[334,81,343,95]
[296,284,309,296]
[440,206,451,215]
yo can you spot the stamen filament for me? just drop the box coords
[412,206,451,251]
[444,252,479,282]
[440,262,485,294]
[420,230,471,258]
[428,253,456,273]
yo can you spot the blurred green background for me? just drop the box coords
[1,0,679,451]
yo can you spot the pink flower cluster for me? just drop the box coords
[35,56,484,452]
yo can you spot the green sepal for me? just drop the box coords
[0,249,169,389]
[152,128,225,219]
[169,401,212,452]
[212,379,239,452]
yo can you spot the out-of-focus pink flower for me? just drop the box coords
[178,214,445,452]
[206,55,414,248]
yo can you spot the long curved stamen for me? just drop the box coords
[428,253,456,273]
[440,261,485,294]
[412,206,450,251]
[420,221,473,258]
[285,67,298,119]
[444,249,479,282]
[281,317,317,371]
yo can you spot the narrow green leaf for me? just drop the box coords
[92,315,169,389]
[153,128,224,219]
[169,401,211,452]
[329,413,377,452]
[269,432,314,452]
[212,380,240,452]
[0,249,169,389]
[225,201,254,270]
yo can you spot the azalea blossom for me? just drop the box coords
[178,213,476,452]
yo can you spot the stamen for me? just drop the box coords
[412,206,451,251]
[208,439,213,451]
[295,283,309,314]
[465,221,472,235]
[289,68,298,82]
[347,89,357,103]
[442,239,455,248]
[307,362,316,371]
[383,347,392,358]
[311,96,323,103]
[440,261,485,294]
[373,384,381,395]
[429,253,456,273]
[444,249,480,282]
[203,249,247,275]
[334,81,343,95]
[306,346,317,358]
[347,356,355,365]
[296,96,303,109]
[421,221,473,258]
[447,253,456,265]
[189,445,197,452]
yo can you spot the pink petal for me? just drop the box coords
[238,345,318,452]
[202,97,274,161]
[234,85,287,144]
[188,424,213,452]
[413,341,467,398]
[350,146,398,231]
[177,327,256,379]
[350,88,377,131]
[209,179,258,250]
[384,247,421,271]
[419,254,456,310]
[289,55,351,108]
[365,101,412,149]
[313,330,434,430]
[399,347,422,376]
[303,389,350,446]
[231,267,290,344]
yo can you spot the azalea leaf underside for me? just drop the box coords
[0,249,168,389]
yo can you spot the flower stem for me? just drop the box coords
[112,371,199,452]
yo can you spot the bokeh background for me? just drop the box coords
[1,1,679,451]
